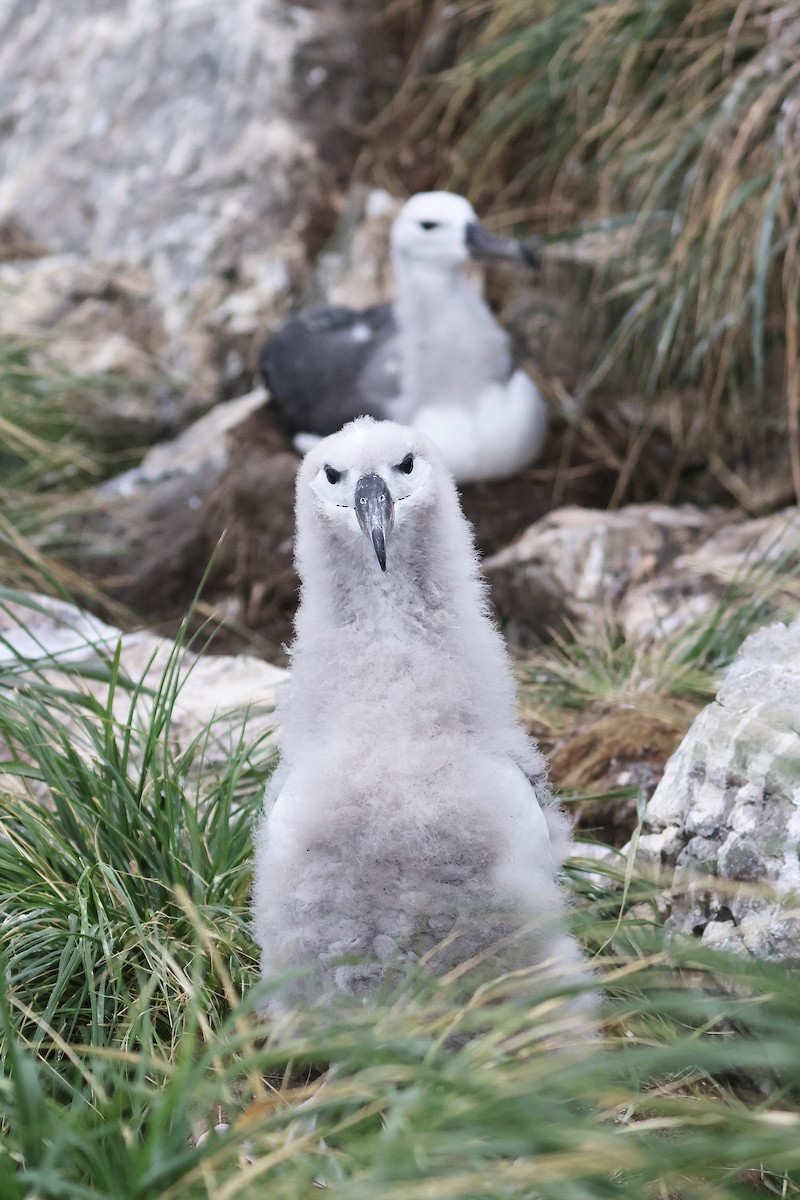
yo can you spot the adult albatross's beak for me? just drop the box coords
[355,473,395,572]
[465,221,539,268]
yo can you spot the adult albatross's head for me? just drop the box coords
[391,191,539,270]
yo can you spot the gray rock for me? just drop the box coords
[484,503,716,647]
[621,507,800,643]
[60,388,268,613]
[484,503,800,648]
[0,0,369,416]
[0,592,286,784]
[105,387,267,494]
[631,617,800,963]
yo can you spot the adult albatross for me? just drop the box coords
[252,417,589,1019]
[260,193,548,483]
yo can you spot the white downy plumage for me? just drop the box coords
[253,418,588,1018]
[261,192,548,483]
[390,193,548,482]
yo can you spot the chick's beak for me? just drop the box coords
[465,221,539,268]
[354,473,395,572]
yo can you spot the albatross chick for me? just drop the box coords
[253,418,589,1019]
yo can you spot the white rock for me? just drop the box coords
[629,617,800,963]
[484,503,716,647]
[105,388,267,492]
[484,503,799,649]
[0,0,367,407]
[622,507,800,643]
[0,593,286,775]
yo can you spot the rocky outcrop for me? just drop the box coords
[621,507,800,642]
[0,592,286,778]
[632,617,800,964]
[63,388,271,619]
[0,0,372,423]
[485,503,800,648]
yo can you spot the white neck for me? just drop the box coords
[391,252,512,414]
[284,494,531,769]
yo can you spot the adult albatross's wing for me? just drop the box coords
[260,303,400,438]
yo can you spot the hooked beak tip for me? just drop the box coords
[465,220,539,269]
[372,528,387,572]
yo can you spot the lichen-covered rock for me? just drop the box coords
[484,503,716,647]
[632,617,800,963]
[484,503,799,648]
[0,0,369,415]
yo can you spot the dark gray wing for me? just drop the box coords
[260,303,400,438]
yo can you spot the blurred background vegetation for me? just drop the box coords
[0,340,141,607]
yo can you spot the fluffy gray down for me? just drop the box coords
[252,417,589,1017]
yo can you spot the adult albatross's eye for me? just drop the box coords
[325,465,342,485]
[419,221,439,232]
[397,453,414,475]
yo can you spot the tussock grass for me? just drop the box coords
[0,340,128,598]
[0,593,274,1057]
[0,342,105,521]
[2,586,800,1197]
[384,0,800,492]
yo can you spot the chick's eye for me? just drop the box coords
[324,465,341,485]
[397,453,414,475]
[419,221,439,232]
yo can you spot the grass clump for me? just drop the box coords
[0,593,274,1056]
[0,341,107,523]
[0,339,129,595]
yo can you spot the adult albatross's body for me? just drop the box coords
[260,193,548,483]
[253,418,589,1019]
